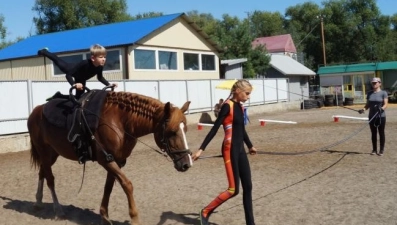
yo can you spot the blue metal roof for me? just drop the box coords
[0,13,183,61]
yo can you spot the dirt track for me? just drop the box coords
[1,105,397,225]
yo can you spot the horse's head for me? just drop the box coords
[154,101,192,172]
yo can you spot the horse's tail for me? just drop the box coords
[30,141,41,170]
[28,105,43,170]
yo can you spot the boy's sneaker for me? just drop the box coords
[37,47,49,56]
[370,150,377,155]
[378,150,384,156]
[199,209,209,225]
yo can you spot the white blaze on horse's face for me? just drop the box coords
[179,122,189,149]
[179,122,193,166]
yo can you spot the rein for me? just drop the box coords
[200,111,380,159]
[81,107,189,163]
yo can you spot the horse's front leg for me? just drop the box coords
[100,172,116,225]
[101,161,140,225]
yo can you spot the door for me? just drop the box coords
[353,75,364,102]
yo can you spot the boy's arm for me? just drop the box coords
[65,73,75,86]
[96,68,110,86]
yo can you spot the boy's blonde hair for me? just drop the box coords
[90,44,107,56]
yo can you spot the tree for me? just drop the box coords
[0,15,6,41]
[186,10,218,38]
[284,0,396,68]
[134,12,163,20]
[0,14,14,50]
[33,0,132,34]
[285,2,323,69]
[249,11,285,38]
[214,14,270,78]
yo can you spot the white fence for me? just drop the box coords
[0,78,289,135]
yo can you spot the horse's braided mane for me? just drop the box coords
[105,92,163,122]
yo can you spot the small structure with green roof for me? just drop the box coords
[317,61,397,103]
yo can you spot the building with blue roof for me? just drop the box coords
[0,13,222,81]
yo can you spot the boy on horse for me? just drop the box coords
[39,44,118,99]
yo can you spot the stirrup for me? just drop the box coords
[78,155,86,164]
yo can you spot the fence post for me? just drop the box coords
[276,79,279,102]
[27,80,33,114]
[185,80,190,114]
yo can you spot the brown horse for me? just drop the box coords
[28,90,192,225]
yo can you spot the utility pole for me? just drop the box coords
[319,15,326,66]
[245,11,252,36]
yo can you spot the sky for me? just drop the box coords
[1,0,397,42]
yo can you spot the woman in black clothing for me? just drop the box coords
[192,79,257,225]
[38,44,118,98]
[358,77,388,155]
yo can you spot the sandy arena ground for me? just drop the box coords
[1,105,397,225]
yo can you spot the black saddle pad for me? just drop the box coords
[43,90,108,130]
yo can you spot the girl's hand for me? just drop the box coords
[192,149,204,161]
[249,147,257,155]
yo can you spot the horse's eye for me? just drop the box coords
[166,130,177,136]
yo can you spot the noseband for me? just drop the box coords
[160,119,191,164]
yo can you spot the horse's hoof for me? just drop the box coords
[131,217,141,225]
[55,214,66,221]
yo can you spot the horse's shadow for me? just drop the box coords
[0,196,129,225]
[157,211,219,225]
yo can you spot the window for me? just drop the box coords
[86,50,121,71]
[104,50,121,71]
[300,76,307,87]
[184,53,199,70]
[158,51,177,70]
[134,49,156,69]
[343,76,352,91]
[54,55,83,75]
[201,54,215,71]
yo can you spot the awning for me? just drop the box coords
[318,61,397,75]
[376,61,397,70]
[270,55,315,76]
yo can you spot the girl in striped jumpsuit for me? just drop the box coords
[192,79,257,225]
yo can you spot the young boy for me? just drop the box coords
[213,98,224,118]
[38,44,118,99]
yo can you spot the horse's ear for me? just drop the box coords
[164,102,172,118]
[180,101,191,113]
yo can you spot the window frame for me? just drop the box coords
[158,50,178,70]
[201,54,216,71]
[183,52,200,71]
[133,47,178,71]
[132,48,217,72]
[182,51,216,72]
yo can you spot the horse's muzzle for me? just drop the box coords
[174,152,192,172]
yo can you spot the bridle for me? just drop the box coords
[160,119,191,164]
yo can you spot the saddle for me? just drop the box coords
[43,90,108,163]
